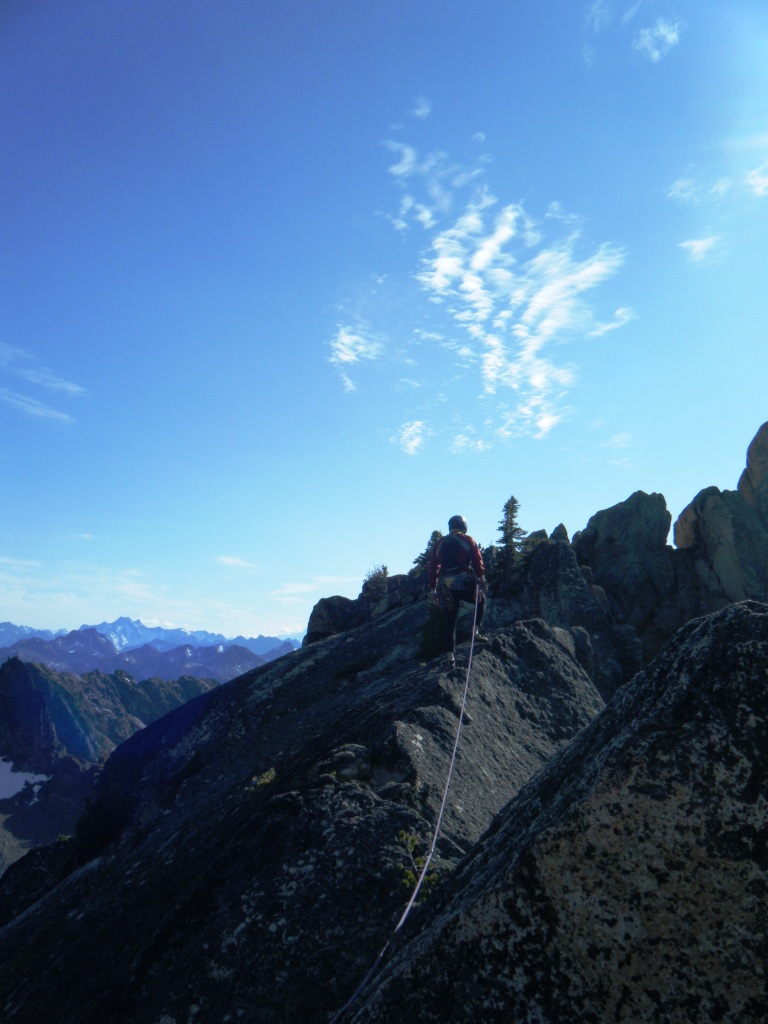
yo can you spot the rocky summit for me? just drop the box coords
[0,423,765,1024]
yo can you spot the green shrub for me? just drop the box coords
[397,830,440,899]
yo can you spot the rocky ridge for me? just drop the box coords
[308,422,768,683]
[0,612,602,1023]
[0,422,764,1023]
[348,601,768,1023]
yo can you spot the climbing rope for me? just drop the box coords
[328,585,482,1023]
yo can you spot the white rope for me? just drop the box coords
[393,585,480,928]
[328,584,482,1023]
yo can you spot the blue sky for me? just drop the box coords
[2,0,767,640]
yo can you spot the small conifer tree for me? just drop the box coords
[499,495,526,552]
[410,530,443,576]
[492,495,527,594]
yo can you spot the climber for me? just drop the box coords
[427,515,488,666]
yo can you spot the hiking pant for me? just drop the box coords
[437,576,485,654]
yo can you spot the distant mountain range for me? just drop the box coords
[0,616,301,655]
[0,617,301,871]
[0,617,301,684]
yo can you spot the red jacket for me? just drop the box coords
[427,532,485,589]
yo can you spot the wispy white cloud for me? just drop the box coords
[333,131,629,450]
[589,306,636,336]
[15,365,86,396]
[328,325,383,392]
[267,575,363,608]
[0,343,25,369]
[745,161,768,197]
[412,95,431,119]
[678,236,720,261]
[496,401,565,442]
[667,177,707,204]
[0,553,309,638]
[600,432,634,448]
[0,388,75,423]
[381,142,482,233]
[385,141,420,178]
[0,555,41,570]
[216,555,260,570]
[633,17,684,61]
[587,0,611,32]
[450,430,492,454]
[270,582,318,597]
[621,2,648,25]
[392,420,429,455]
[411,192,626,437]
[585,3,686,65]
[0,343,86,395]
[669,155,768,207]
[0,343,85,422]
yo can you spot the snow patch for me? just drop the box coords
[0,758,49,799]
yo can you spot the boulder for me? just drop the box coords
[349,601,768,1024]
[304,575,424,644]
[371,572,424,615]
[304,594,371,644]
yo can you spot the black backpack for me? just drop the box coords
[438,534,473,588]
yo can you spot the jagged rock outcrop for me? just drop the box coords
[672,426,768,613]
[304,572,424,644]
[571,490,673,622]
[310,425,768,690]
[0,610,602,1024]
[673,484,768,601]
[304,593,372,644]
[348,601,768,1024]
[571,422,768,661]
[310,544,642,701]
[517,539,642,700]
